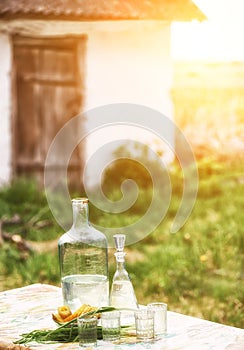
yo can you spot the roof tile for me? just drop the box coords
[0,0,206,21]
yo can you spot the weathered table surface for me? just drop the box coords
[0,283,243,349]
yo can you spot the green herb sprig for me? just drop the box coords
[15,306,116,344]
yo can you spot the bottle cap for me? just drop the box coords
[72,198,89,204]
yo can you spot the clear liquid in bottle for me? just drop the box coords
[62,274,109,312]
[110,280,138,309]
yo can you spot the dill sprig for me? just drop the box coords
[15,306,116,344]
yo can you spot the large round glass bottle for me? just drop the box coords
[58,198,109,311]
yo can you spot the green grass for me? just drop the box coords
[0,157,243,328]
[125,158,244,328]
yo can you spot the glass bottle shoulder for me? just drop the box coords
[58,225,108,247]
[113,268,130,281]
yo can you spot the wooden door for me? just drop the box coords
[12,35,86,188]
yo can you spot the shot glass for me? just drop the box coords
[134,309,154,340]
[147,302,167,337]
[77,316,98,348]
[101,311,121,341]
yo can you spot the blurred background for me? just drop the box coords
[0,0,243,328]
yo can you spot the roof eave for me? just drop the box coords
[0,14,206,22]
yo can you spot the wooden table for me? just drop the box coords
[0,284,243,349]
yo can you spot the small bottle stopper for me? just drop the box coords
[114,234,125,252]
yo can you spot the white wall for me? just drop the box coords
[0,33,12,184]
[0,20,174,185]
[84,22,174,185]
[85,21,172,111]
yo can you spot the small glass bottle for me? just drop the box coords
[58,198,109,311]
[110,234,138,309]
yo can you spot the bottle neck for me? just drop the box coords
[72,199,89,230]
[115,252,126,270]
